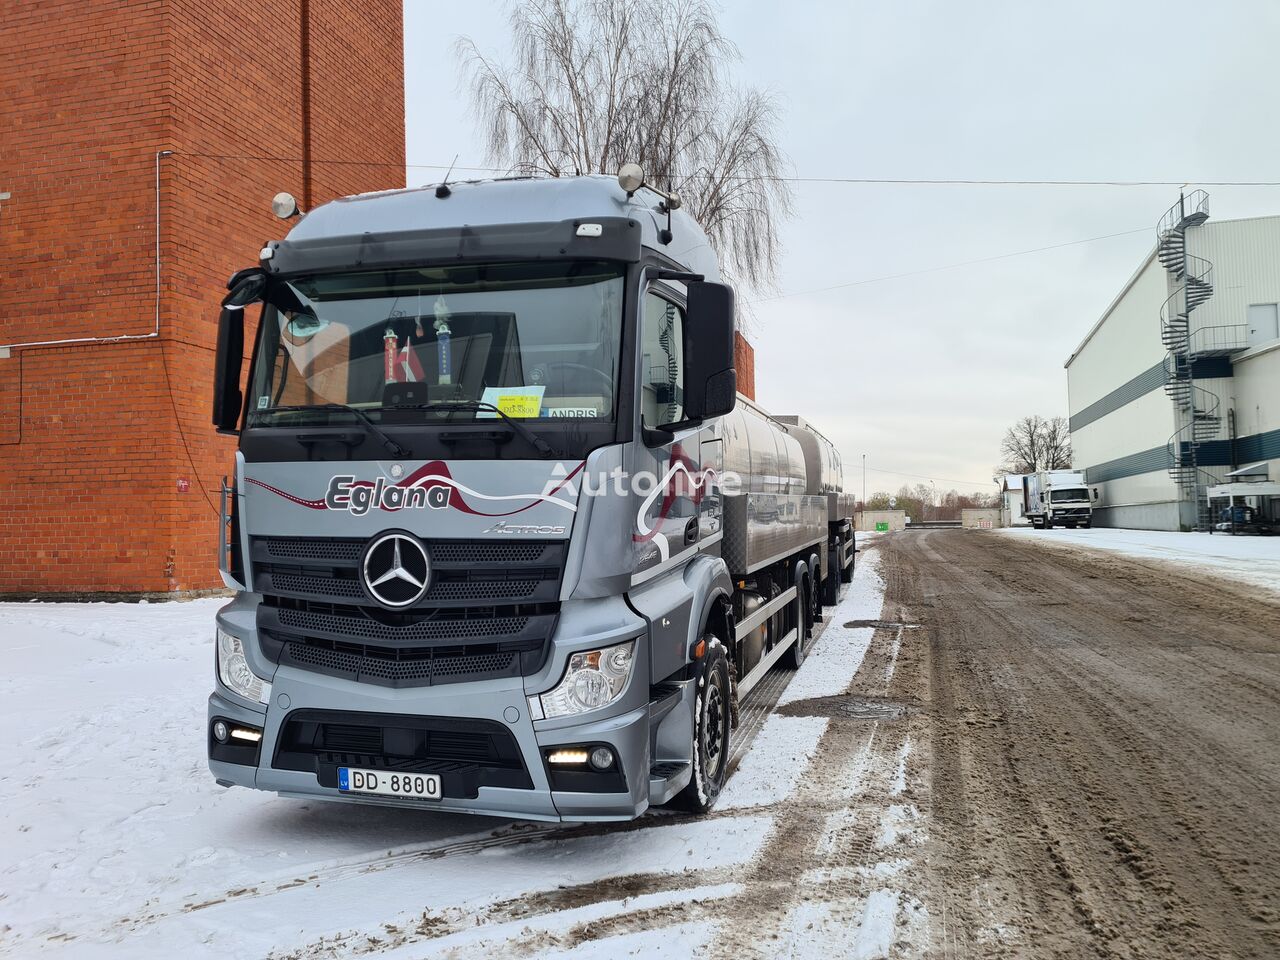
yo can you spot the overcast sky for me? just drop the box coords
[403,0,1280,495]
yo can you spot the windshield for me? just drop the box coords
[246,261,624,426]
[1050,488,1089,502]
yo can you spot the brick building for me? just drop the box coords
[0,0,405,596]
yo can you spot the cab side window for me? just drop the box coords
[640,290,685,429]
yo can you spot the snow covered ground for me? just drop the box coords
[0,543,921,959]
[996,526,1280,596]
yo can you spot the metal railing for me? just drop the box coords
[1156,189,1210,240]
[1188,323,1248,356]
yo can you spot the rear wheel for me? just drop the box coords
[783,578,813,669]
[840,532,854,582]
[674,642,732,813]
[823,545,840,605]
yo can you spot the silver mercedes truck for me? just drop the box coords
[207,171,855,821]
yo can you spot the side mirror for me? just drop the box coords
[213,307,245,433]
[682,281,737,421]
[1092,487,1100,502]
[213,270,264,433]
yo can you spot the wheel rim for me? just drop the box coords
[703,680,725,779]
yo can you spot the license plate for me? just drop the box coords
[338,767,442,800]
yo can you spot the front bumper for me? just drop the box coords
[208,597,656,822]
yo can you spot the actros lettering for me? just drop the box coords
[483,521,567,536]
[324,476,450,516]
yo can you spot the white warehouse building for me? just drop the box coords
[1066,192,1280,531]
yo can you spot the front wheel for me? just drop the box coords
[675,643,732,813]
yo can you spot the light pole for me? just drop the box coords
[862,453,866,508]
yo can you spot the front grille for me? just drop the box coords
[282,640,519,686]
[257,537,559,568]
[252,537,565,609]
[257,601,554,688]
[274,709,533,796]
[260,538,365,563]
[251,536,566,687]
[276,605,532,643]
[430,542,549,564]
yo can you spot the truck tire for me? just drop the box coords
[1044,516,1053,530]
[823,545,840,606]
[674,642,732,813]
[783,579,812,669]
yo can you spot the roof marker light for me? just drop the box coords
[576,223,603,237]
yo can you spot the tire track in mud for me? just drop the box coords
[888,529,1280,960]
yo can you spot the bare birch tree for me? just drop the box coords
[455,0,793,290]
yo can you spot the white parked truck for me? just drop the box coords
[1023,470,1097,529]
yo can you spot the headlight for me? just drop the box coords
[538,641,635,719]
[217,628,271,704]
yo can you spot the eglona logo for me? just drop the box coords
[325,476,449,516]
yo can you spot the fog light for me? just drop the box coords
[212,720,229,742]
[547,749,589,765]
[589,747,614,770]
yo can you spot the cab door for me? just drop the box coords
[632,283,702,577]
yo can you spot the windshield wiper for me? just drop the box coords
[393,400,557,458]
[265,403,410,458]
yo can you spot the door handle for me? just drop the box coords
[683,517,699,545]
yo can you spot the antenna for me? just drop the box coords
[435,154,459,199]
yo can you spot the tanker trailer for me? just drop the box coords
[719,397,829,695]
[776,415,857,604]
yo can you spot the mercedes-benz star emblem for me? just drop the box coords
[361,532,431,608]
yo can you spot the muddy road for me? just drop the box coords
[886,529,1280,960]
[10,532,1279,959]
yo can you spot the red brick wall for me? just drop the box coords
[734,332,756,401]
[0,0,405,595]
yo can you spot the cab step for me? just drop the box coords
[649,760,692,805]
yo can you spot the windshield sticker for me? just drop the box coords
[478,385,545,419]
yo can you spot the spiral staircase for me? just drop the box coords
[1156,191,1217,530]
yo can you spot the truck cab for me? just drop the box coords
[1024,470,1097,529]
[206,172,849,822]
